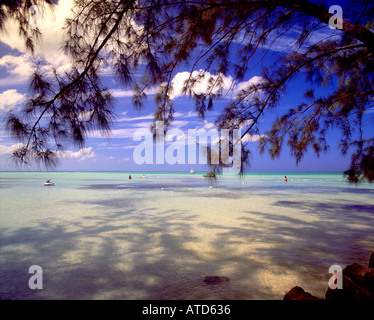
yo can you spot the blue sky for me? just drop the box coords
[0,0,371,172]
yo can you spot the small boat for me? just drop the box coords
[203,172,215,178]
[140,175,146,178]
[190,169,195,174]
[43,179,54,186]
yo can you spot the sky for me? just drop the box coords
[0,0,372,173]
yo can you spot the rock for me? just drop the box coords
[369,252,374,268]
[203,276,229,285]
[285,254,374,301]
[325,275,374,301]
[344,263,374,292]
[325,260,374,300]
[283,286,321,300]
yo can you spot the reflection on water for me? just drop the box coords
[0,171,373,300]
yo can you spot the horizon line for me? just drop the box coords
[0,170,345,173]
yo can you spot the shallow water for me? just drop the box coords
[1,171,373,299]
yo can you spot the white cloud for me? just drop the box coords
[169,70,232,100]
[0,142,25,155]
[0,0,75,87]
[122,145,137,149]
[0,143,96,163]
[174,111,199,118]
[116,110,198,124]
[0,0,145,88]
[169,70,263,100]
[233,76,263,96]
[111,90,135,98]
[170,120,189,129]
[56,147,95,161]
[165,131,186,142]
[111,86,158,99]
[116,113,154,122]
[234,25,342,54]
[239,119,255,130]
[88,128,139,139]
[1,0,73,68]
[203,120,216,129]
[78,110,95,121]
[0,89,26,111]
[241,133,267,143]
[0,55,36,86]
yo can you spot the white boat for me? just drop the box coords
[190,169,195,174]
[203,171,215,178]
[43,180,54,186]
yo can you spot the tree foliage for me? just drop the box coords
[2,0,374,182]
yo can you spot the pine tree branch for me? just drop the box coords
[181,0,374,50]
[23,0,135,154]
[238,43,366,143]
[278,0,374,50]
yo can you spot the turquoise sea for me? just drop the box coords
[1,171,373,299]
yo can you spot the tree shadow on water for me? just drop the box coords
[234,198,374,297]
[0,202,266,300]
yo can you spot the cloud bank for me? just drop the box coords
[0,89,26,111]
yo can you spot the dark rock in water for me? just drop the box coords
[283,286,321,300]
[344,263,374,292]
[325,254,374,301]
[203,276,229,285]
[369,252,374,268]
[325,274,374,301]
[325,262,374,300]
[284,253,374,301]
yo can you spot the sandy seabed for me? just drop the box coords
[1,172,373,299]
